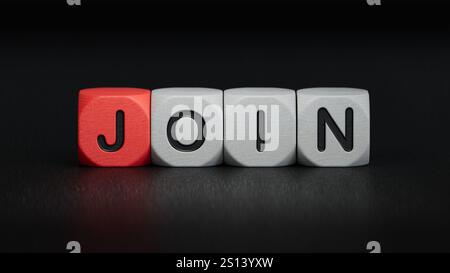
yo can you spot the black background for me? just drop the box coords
[0,1,449,252]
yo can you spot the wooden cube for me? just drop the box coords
[78,87,151,167]
[224,88,297,167]
[151,88,223,167]
[297,88,370,167]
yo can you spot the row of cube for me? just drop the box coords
[78,87,370,167]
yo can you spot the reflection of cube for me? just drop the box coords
[224,88,297,167]
[297,88,370,167]
[151,88,223,167]
[78,88,151,167]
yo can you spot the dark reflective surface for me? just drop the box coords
[1,149,449,252]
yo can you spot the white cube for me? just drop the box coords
[224,88,297,167]
[151,88,223,167]
[297,87,370,167]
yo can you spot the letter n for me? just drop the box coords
[317,107,353,152]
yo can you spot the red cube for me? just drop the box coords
[78,87,151,166]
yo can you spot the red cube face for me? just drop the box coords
[78,88,151,167]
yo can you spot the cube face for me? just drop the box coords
[151,88,223,167]
[297,88,370,167]
[224,88,297,167]
[78,88,151,167]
